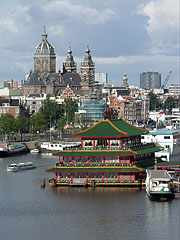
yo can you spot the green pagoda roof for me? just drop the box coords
[135,146,162,155]
[73,119,148,138]
[46,166,143,173]
[53,149,137,157]
[155,160,180,167]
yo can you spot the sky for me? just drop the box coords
[0,0,179,87]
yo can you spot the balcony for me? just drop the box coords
[65,142,157,152]
[55,162,132,167]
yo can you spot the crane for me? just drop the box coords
[161,70,172,89]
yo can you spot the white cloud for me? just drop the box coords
[138,0,179,54]
[93,55,178,67]
[0,6,31,47]
[42,0,117,25]
[49,25,65,37]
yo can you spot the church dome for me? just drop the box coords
[34,27,55,56]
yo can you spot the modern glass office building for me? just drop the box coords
[140,71,161,89]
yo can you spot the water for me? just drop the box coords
[0,153,179,240]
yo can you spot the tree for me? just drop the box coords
[63,98,77,124]
[57,116,66,135]
[16,115,30,140]
[0,114,17,136]
[148,91,161,110]
[16,115,29,133]
[163,96,175,112]
[29,112,47,133]
[39,97,64,129]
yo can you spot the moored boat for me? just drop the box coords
[0,143,29,157]
[30,148,40,153]
[145,170,175,200]
[7,162,35,172]
[40,141,81,153]
[0,144,9,157]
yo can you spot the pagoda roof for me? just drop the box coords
[53,145,161,158]
[53,149,136,157]
[155,160,180,167]
[46,166,143,173]
[135,146,162,155]
[73,119,148,138]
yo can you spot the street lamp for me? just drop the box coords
[50,116,52,142]
[59,116,62,140]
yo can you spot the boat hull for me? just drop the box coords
[7,162,35,172]
[0,144,30,157]
[0,150,9,157]
[146,189,175,200]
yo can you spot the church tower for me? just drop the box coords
[63,45,77,73]
[122,73,129,88]
[34,26,56,83]
[81,45,95,90]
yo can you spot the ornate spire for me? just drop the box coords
[42,25,47,41]
[85,45,90,54]
[67,43,72,55]
[63,44,77,73]
[122,73,129,88]
[82,45,94,65]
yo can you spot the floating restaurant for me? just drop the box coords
[46,118,162,187]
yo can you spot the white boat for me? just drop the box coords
[7,162,36,172]
[30,149,40,153]
[40,141,81,153]
[145,170,174,200]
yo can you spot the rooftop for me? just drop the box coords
[46,166,143,173]
[146,170,171,180]
[73,119,148,138]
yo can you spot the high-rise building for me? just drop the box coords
[140,71,161,89]
[95,73,108,85]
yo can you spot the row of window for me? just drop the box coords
[58,172,133,178]
[142,136,171,140]
[63,156,130,162]
[0,108,19,113]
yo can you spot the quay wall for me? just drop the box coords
[8,141,40,150]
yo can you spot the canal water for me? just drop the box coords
[0,153,179,240]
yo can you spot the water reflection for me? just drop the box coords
[0,154,179,240]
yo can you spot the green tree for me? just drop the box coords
[63,98,77,124]
[163,96,175,112]
[39,97,63,129]
[16,115,30,140]
[148,91,161,110]
[29,112,47,133]
[57,116,66,135]
[16,115,29,133]
[0,114,17,136]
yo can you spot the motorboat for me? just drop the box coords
[0,143,29,157]
[7,162,36,172]
[40,141,81,153]
[30,148,40,153]
[145,170,174,200]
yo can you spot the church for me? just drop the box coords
[22,28,95,97]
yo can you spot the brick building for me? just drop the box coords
[0,99,20,118]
